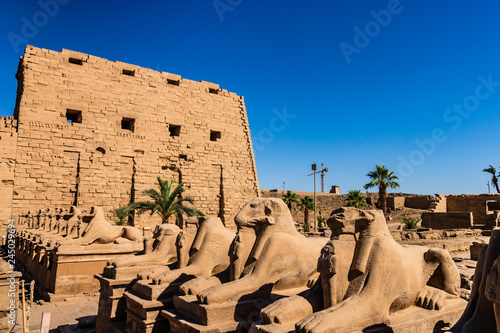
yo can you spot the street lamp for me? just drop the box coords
[308,163,328,232]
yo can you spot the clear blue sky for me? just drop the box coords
[1,1,499,195]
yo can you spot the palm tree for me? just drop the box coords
[298,196,315,229]
[111,204,133,225]
[363,164,400,214]
[282,190,300,211]
[317,215,327,228]
[483,165,500,193]
[344,190,370,209]
[132,177,204,227]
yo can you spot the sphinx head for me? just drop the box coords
[328,207,387,239]
[231,198,296,280]
[234,197,290,228]
[176,216,201,268]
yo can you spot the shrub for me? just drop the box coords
[317,215,326,228]
[403,217,420,230]
[111,204,133,225]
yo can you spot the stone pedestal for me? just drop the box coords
[95,274,137,332]
[470,241,487,261]
[250,298,467,333]
[162,288,306,333]
[123,280,182,333]
[95,265,169,333]
[43,243,143,301]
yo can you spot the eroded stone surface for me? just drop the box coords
[162,198,327,331]
[255,207,464,333]
[123,216,235,333]
[447,227,500,333]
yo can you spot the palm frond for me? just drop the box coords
[141,189,162,203]
[134,177,204,225]
[298,196,315,211]
[364,164,400,190]
[110,204,134,225]
[344,189,370,208]
[483,165,497,175]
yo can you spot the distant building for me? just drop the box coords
[329,185,340,194]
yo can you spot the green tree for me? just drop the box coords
[483,165,500,193]
[132,177,204,227]
[344,190,370,209]
[110,204,133,225]
[363,164,400,214]
[298,196,315,229]
[282,190,300,211]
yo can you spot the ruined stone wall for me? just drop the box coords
[387,194,440,211]
[429,194,447,212]
[421,212,473,229]
[0,117,18,231]
[446,194,500,227]
[387,197,405,210]
[404,196,433,210]
[260,189,379,225]
[1,45,259,230]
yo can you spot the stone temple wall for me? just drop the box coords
[0,117,18,231]
[0,45,260,231]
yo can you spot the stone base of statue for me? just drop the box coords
[162,287,307,333]
[42,243,143,301]
[250,298,467,333]
[96,265,173,331]
[122,279,184,333]
[95,265,167,333]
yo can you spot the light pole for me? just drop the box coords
[308,163,328,232]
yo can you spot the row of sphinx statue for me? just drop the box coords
[14,198,500,332]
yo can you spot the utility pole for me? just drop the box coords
[488,181,491,194]
[308,163,328,232]
[282,181,286,193]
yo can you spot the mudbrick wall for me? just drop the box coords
[260,189,380,225]
[446,194,500,227]
[0,45,260,231]
[421,212,473,229]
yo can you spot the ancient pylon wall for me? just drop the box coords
[1,45,259,229]
[0,117,18,231]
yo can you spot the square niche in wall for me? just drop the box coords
[66,109,82,124]
[121,117,135,132]
[210,130,221,142]
[169,124,181,137]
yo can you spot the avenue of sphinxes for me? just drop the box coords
[2,46,500,333]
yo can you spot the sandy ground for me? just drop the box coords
[9,294,98,333]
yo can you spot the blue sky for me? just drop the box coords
[1,1,499,195]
